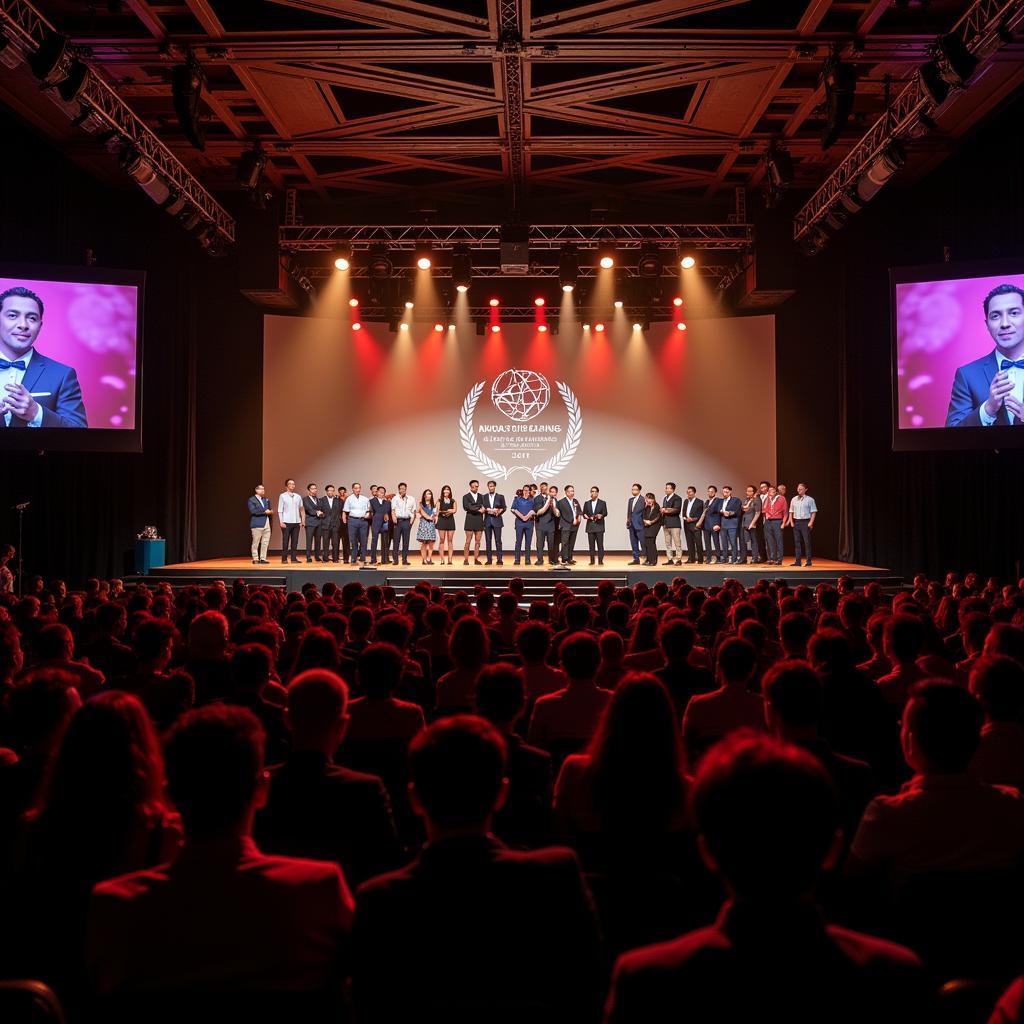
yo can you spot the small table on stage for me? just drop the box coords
[134,538,165,575]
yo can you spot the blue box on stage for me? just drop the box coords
[134,539,165,575]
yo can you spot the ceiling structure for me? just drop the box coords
[2,0,1024,227]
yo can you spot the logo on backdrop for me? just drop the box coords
[459,368,582,480]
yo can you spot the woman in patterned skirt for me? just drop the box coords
[417,489,438,565]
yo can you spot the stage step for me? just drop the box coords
[125,573,290,588]
[385,572,628,600]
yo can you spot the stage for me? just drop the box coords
[132,555,901,597]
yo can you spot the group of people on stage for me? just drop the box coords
[246,477,818,568]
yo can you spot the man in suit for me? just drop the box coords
[719,485,742,565]
[739,484,762,565]
[319,485,342,563]
[626,482,645,566]
[660,482,684,566]
[556,485,582,566]
[481,480,507,566]
[697,484,723,564]
[352,716,603,1023]
[533,483,558,567]
[947,283,1024,426]
[368,486,392,565]
[302,483,324,563]
[604,732,925,1024]
[583,485,608,566]
[682,485,704,564]
[247,484,273,564]
[462,479,485,565]
[0,286,88,428]
[343,482,371,564]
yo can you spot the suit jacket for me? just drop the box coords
[247,495,271,529]
[5,350,88,428]
[584,498,608,533]
[302,495,323,528]
[556,496,582,531]
[533,493,556,530]
[482,491,506,529]
[642,504,663,537]
[352,835,603,1024]
[318,495,341,528]
[369,497,391,528]
[946,350,1013,427]
[682,497,704,525]
[720,496,742,529]
[463,491,485,530]
[700,496,723,528]
[627,494,646,529]
[661,492,683,526]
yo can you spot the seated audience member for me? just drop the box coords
[968,655,1024,790]
[622,612,664,671]
[991,977,1024,1024]
[516,622,566,702]
[0,620,25,703]
[120,617,176,696]
[255,669,400,887]
[549,601,596,665]
[10,692,180,1002]
[848,681,1024,887]
[957,611,994,674]
[286,626,341,682]
[985,622,1024,665]
[475,664,553,849]
[226,643,289,763]
[779,612,815,660]
[435,616,489,713]
[347,643,426,742]
[653,618,714,723]
[528,632,613,760]
[86,705,353,1005]
[30,622,105,698]
[682,638,764,765]
[604,732,925,1024]
[374,613,432,710]
[762,660,875,846]
[182,610,232,704]
[83,603,137,683]
[595,629,629,691]
[856,613,890,681]
[877,615,928,707]
[554,673,690,871]
[352,716,603,1024]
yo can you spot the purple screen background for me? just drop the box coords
[895,272,1023,429]
[0,275,138,429]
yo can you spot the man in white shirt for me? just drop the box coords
[343,482,372,564]
[277,479,303,564]
[787,482,818,568]
[390,482,417,566]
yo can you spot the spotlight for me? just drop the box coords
[171,56,207,151]
[349,298,359,307]
[632,322,642,331]
[559,244,579,293]
[433,322,444,332]
[399,322,409,331]
[594,322,606,333]
[448,324,455,331]
[352,322,362,331]
[28,30,72,87]
[179,205,202,232]
[676,321,687,331]
[405,301,414,310]
[415,243,433,270]
[678,251,697,270]
[368,246,393,278]
[534,297,545,307]
[162,192,187,216]
[820,55,857,151]
[57,59,90,104]
[120,149,170,205]
[614,300,623,309]
[855,141,905,203]
[637,245,664,278]
[489,298,500,307]
[582,322,590,330]
[491,324,501,333]
[451,244,472,293]
[672,296,683,307]
[765,142,793,208]
[236,145,267,191]
[0,34,26,71]
[538,324,548,333]
[597,237,616,270]
[919,33,979,106]
[332,244,352,272]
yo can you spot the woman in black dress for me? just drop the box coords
[436,484,457,564]
[641,491,663,566]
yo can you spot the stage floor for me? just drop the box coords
[137,555,899,592]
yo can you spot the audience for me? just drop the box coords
[968,655,1024,790]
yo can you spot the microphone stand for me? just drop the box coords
[12,501,29,597]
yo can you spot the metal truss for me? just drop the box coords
[794,0,1024,240]
[0,0,235,243]
[321,305,689,323]
[497,0,525,208]
[280,223,753,253]
[305,264,732,280]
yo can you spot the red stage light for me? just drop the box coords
[433,323,444,332]
[489,298,500,307]
[672,297,683,307]
[352,322,362,331]
[594,322,606,333]
[349,298,359,308]
[534,297,545,307]
[538,324,548,333]
[491,324,501,333]
[676,321,687,331]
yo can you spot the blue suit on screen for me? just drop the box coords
[6,350,88,428]
[946,350,1013,427]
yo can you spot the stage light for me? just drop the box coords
[433,322,444,332]
[57,59,90,103]
[534,297,545,307]
[489,297,500,307]
[614,300,623,309]
[597,236,617,270]
[855,141,905,204]
[676,321,687,331]
[491,324,501,333]
[237,145,267,191]
[451,244,472,292]
[559,244,579,293]
[415,243,433,271]
[632,322,642,331]
[538,324,548,333]
[349,298,359,308]
[594,322,606,333]
[919,32,979,106]
[448,324,455,331]
[368,246,393,278]
[171,56,206,151]
[352,322,362,331]
[764,142,793,208]
[28,30,72,86]
[162,192,186,216]
[405,300,414,310]
[399,322,409,331]
[582,322,590,330]
[637,245,664,278]
[330,244,352,271]
[120,149,171,205]
[820,54,857,151]
[678,251,697,270]
[672,296,683,307]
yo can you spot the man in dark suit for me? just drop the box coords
[583,486,608,566]
[369,486,392,565]
[947,283,1024,426]
[302,483,324,563]
[352,716,603,1023]
[255,669,401,887]
[481,480,507,565]
[462,479,485,565]
[247,484,273,564]
[697,484,722,564]
[626,483,645,565]
[556,485,582,566]
[0,286,88,428]
[660,482,684,566]
[682,486,704,564]
[604,732,925,1024]
[318,485,342,563]
[719,485,742,565]
[533,484,558,567]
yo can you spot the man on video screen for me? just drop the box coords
[946,283,1024,427]
[0,285,88,428]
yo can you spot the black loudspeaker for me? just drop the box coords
[172,60,206,151]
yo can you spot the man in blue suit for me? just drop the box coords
[947,283,1024,426]
[698,485,723,564]
[719,485,742,564]
[626,483,645,565]
[481,480,506,565]
[0,286,88,428]
[369,486,392,565]
[247,484,272,564]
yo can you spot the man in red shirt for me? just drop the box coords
[762,484,787,566]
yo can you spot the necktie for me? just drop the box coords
[0,359,26,371]
[1001,359,1024,370]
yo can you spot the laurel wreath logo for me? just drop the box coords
[459,378,583,481]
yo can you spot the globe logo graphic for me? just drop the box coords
[490,368,551,422]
